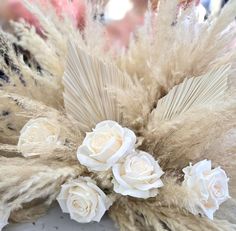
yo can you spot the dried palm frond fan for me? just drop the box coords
[0,0,236,230]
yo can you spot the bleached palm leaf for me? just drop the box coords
[63,41,132,133]
[152,65,230,121]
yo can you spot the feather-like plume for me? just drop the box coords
[0,30,63,109]
[150,65,230,122]
[22,0,67,58]
[110,184,236,231]
[63,40,133,133]
[120,0,236,99]
[0,90,56,144]
[0,157,82,222]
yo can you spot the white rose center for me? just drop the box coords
[212,181,224,198]
[73,198,90,215]
[90,131,122,155]
[129,157,153,176]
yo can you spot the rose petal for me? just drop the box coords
[124,172,159,182]
[0,210,10,231]
[112,164,132,189]
[206,168,230,204]
[92,196,108,222]
[113,181,158,199]
[193,160,212,176]
[132,178,164,191]
[200,194,219,220]
[95,120,121,130]
[77,145,111,171]
[107,131,136,166]
[57,198,69,213]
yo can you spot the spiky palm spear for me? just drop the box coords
[0,0,236,230]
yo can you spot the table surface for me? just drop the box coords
[3,201,236,230]
[4,205,118,231]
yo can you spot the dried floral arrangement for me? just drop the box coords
[0,0,236,231]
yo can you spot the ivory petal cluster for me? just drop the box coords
[183,160,230,220]
[77,120,136,171]
[112,150,164,199]
[18,117,63,157]
[57,177,112,223]
[77,120,164,199]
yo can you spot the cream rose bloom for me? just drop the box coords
[183,160,230,220]
[57,177,112,223]
[18,117,63,157]
[77,120,136,171]
[112,150,164,199]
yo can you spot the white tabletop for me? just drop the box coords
[4,205,118,231]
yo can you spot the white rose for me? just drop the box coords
[18,117,64,157]
[77,120,136,171]
[112,150,164,199]
[57,177,112,223]
[183,159,230,220]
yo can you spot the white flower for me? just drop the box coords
[18,117,64,157]
[57,177,112,223]
[183,159,230,220]
[0,209,10,231]
[112,150,164,199]
[77,120,136,171]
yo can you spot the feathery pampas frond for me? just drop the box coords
[0,31,63,109]
[110,178,236,231]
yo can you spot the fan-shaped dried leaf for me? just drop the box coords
[151,65,230,122]
[63,40,132,132]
